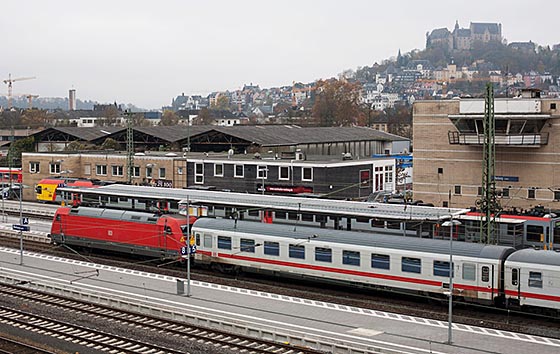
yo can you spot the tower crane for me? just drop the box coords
[25,94,39,109]
[3,74,36,108]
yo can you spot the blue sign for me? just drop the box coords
[181,245,196,255]
[12,224,30,232]
[494,176,519,182]
[21,217,29,225]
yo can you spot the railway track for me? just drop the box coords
[0,283,322,354]
[0,335,58,354]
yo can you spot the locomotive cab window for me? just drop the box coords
[462,263,476,281]
[315,247,332,263]
[264,241,280,256]
[402,257,421,274]
[289,244,305,259]
[218,236,232,250]
[481,266,490,282]
[528,271,542,288]
[342,250,360,266]
[371,254,390,270]
[511,268,518,286]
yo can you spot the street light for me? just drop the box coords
[442,218,461,345]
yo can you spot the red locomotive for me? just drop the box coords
[50,206,196,259]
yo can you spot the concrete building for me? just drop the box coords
[413,90,560,210]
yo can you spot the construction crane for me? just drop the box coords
[25,94,39,109]
[3,74,36,108]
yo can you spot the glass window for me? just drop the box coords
[203,235,212,248]
[50,162,61,174]
[112,165,123,176]
[371,254,390,270]
[526,225,544,242]
[234,164,244,178]
[239,238,255,253]
[264,241,279,256]
[257,165,268,179]
[482,266,490,282]
[29,161,40,173]
[146,166,153,178]
[433,260,454,277]
[527,188,536,199]
[132,166,140,178]
[248,209,259,217]
[302,167,313,181]
[214,164,224,177]
[528,271,542,288]
[96,164,107,176]
[315,247,332,262]
[454,185,461,195]
[463,263,476,281]
[554,191,560,201]
[342,250,360,266]
[402,257,421,274]
[502,188,509,198]
[195,233,201,246]
[289,244,305,259]
[217,236,232,250]
[279,166,289,180]
[159,167,166,179]
[511,268,518,286]
[195,163,204,184]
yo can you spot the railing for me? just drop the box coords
[448,131,549,146]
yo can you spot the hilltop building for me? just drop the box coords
[426,21,502,51]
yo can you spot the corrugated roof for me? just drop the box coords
[45,126,124,141]
[193,218,514,259]
[133,125,213,142]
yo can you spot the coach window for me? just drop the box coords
[240,238,256,253]
[462,263,476,281]
[433,260,453,277]
[195,232,201,247]
[526,225,544,242]
[528,271,542,288]
[96,164,107,176]
[511,268,518,286]
[214,163,224,177]
[371,254,390,270]
[275,211,287,219]
[279,166,290,180]
[217,236,232,250]
[289,244,305,259]
[342,250,360,266]
[264,241,280,256]
[402,257,421,274]
[234,164,244,178]
[302,167,313,181]
[301,213,314,222]
[315,247,332,263]
[248,209,260,217]
[29,161,40,173]
[159,167,166,179]
[203,235,212,248]
[481,266,490,282]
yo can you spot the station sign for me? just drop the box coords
[12,224,30,232]
[181,245,196,255]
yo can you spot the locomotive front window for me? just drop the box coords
[289,244,305,259]
[315,247,332,263]
[462,263,476,281]
[342,250,360,266]
[528,271,542,288]
[402,257,421,274]
[511,268,518,286]
[526,225,544,242]
[371,254,390,270]
[218,236,232,250]
[264,241,279,256]
[433,260,454,277]
[481,266,490,282]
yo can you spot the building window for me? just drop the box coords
[84,164,91,175]
[477,187,483,196]
[442,201,449,208]
[159,167,166,179]
[289,244,305,259]
[264,241,279,256]
[528,188,536,199]
[502,188,510,198]
[132,166,140,178]
[342,250,360,266]
[50,162,61,174]
[371,254,390,270]
[315,247,332,262]
[384,165,393,183]
[146,166,153,179]
[454,185,461,195]
[217,236,232,250]
[257,165,268,179]
[302,167,313,181]
[195,162,204,184]
[433,260,453,277]
[402,257,421,274]
[214,163,224,177]
[554,191,560,201]
[112,165,124,177]
[29,161,40,173]
[96,164,107,176]
[234,164,244,178]
[528,271,542,288]
[551,103,557,110]
[279,166,290,180]
[438,167,443,174]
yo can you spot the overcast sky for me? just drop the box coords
[1,0,557,109]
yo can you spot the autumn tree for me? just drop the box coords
[21,109,51,128]
[196,108,214,125]
[160,110,179,126]
[132,113,152,127]
[311,79,365,126]
[99,105,120,126]
[211,94,230,111]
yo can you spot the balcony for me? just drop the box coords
[448,131,549,146]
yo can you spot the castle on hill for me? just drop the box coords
[426,21,502,51]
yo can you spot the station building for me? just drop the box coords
[413,90,560,210]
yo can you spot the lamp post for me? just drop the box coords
[442,218,461,345]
